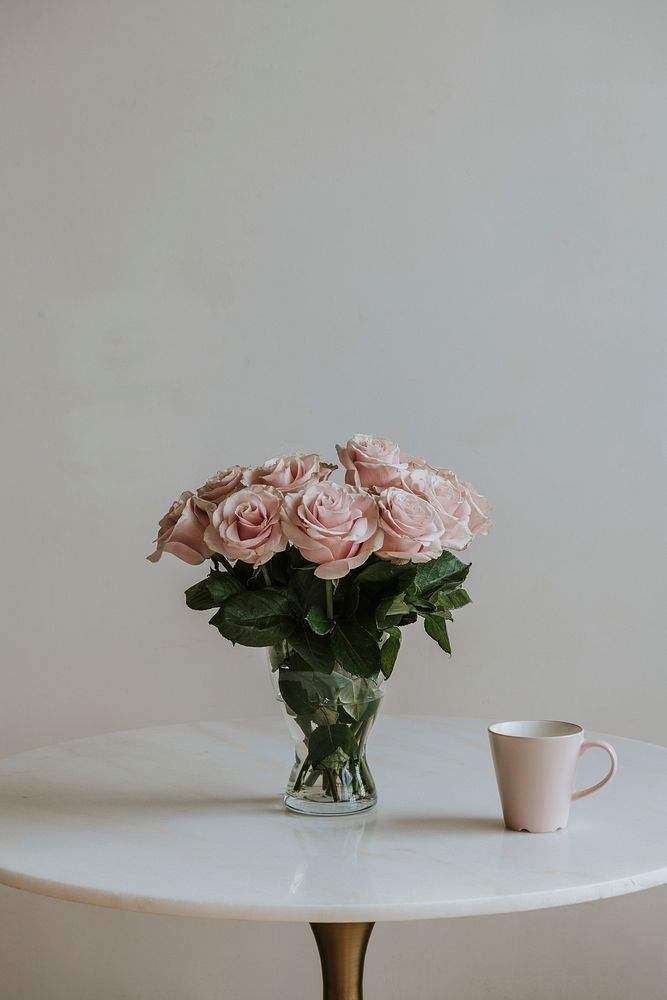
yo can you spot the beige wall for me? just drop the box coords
[1,1,666,997]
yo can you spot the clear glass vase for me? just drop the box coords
[269,643,384,816]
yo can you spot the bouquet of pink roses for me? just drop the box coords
[148,434,490,814]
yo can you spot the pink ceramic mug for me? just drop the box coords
[488,720,618,833]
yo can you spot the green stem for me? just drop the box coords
[214,554,236,576]
[292,755,311,793]
[325,579,334,621]
[359,754,376,796]
[261,565,271,587]
[354,716,377,795]
[325,768,340,802]
[296,717,314,742]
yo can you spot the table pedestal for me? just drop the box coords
[310,922,374,1000]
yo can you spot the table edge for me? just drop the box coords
[2,864,666,923]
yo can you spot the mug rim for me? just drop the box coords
[488,719,583,739]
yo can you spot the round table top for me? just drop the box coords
[0,716,665,923]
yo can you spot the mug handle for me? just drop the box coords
[572,740,618,801]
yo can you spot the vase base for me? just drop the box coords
[284,793,377,817]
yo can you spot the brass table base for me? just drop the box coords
[310,922,375,1000]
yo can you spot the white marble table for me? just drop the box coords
[1,716,666,999]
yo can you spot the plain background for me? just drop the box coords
[1,1,666,997]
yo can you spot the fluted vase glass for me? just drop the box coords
[269,642,384,815]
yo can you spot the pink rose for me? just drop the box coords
[406,455,450,476]
[147,492,213,565]
[203,485,286,566]
[376,487,446,563]
[407,459,492,539]
[401,468,473,551]
[336,434,408,488]
[460,478,492,536]
[244,453,334,493]
[281,481,382,579]
[196,465,245,504]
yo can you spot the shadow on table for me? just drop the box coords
[381,815,504,835]
[5,787,283,818]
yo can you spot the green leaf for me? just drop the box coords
[306,605,334,635]
[229,559,269,589]
[185,571,243,611]
[332,621,381,677]
[336,676,380,721]
[380,626,401,678]
[333,576,360,620]
[307,724,358,768]
[424,614,452,654]
[433,588,472,611]
[396,612,419,627]
[288,626,335,672]
[278,671,312,715]
[278,670,377,725]
[209,571,244,602]
[375,593,411,627]
[285,651,312,671]
[355,558,415,586]
[230,560,253,584]
[406,596,437,613]
[287,568,326,616]
[210,590,296,647]
[279,670,333,716]
[185,579,219,611]
[264,550,290,586]
[414,551,470,595]
[288,548,316,570]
